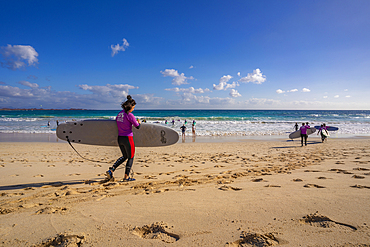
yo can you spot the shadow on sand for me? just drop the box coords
[0,178,105,191]
[271,140,323,149]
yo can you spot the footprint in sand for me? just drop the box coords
[251,178,264,182]
[353,167,370,171]
[335,161,345,164]
[329,169,353,174]
[264,184,281,187]
[33,174,44,177]
[300,212,357,231]
[350,184,370,189]
[304,184,325,188]
[35,233,85,246]
[352,175,365,179]
[35,207,68,214]
[94,164,102,167]
[68,173,81,176]
[23,187,35,191]
[218,185,242,191]
[226,231,286,246]
[65,190,80,195]
[293,178,303,182]
[304,170,321,173]
[0,208,15,214]
[48,165,55,167]
[131,222,179,243]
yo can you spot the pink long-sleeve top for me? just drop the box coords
[116,110,140,136]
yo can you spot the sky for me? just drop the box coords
[1,0,370,110]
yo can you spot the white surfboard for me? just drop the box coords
[289,127,316,139]
[321,129,330,137]
[56,119,179,147]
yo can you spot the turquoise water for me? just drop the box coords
[1,109,370,137]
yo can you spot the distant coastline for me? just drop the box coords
[0,108,86,111]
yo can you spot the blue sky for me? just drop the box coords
[1,0,369,110]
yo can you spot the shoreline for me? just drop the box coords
[1,132,369,144]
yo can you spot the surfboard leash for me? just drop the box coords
[66,138,111,164]
[66,138,134,178]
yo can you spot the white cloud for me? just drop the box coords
[189,65,194,69]
[323,96,328,99]
[0,44,39,70]
[111,38,129,57]
[18,80,39,88]
[220,75,233,84]
[213,75,239,91]
[276,89,285,94]
[79,83,138,98]
[239,68,266,84]
[288,89,298,92]
[0,82,143,109]
[165,87,209,94]
[229,89,241,97]
[209,97,235,105]
[345,95,351,98]
[344,89,348,91]
[133,94,163,105]
[302,88,311,92]
[160,69,194,85]
[245,98,280,106]
[334,95,339,98]
[237,72,241,77]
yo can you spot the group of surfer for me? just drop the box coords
[294,122,329,147]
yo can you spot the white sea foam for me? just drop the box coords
[1,110,370,138]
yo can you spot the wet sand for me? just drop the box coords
[1,137,370,246]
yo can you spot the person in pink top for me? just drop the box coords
[300,122,310,146]
[317,123,328,143]
[106,95,141,181]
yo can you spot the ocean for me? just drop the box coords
[1,109,370,138]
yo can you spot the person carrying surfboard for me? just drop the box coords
[317,123,328,143]
[106,95,141,181]
[300,122,310,146]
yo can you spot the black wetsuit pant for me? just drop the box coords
[112,136,135,176]
[300,134,308,146]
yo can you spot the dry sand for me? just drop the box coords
[1,137,370,246]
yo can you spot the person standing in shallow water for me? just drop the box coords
[106,95,141,181]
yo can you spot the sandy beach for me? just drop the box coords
[1,136,370,246]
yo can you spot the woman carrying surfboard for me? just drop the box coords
[106,95,141,181]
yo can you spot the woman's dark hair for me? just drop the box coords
[121,95,136,113]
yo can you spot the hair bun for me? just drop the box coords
[127,95,132,100]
